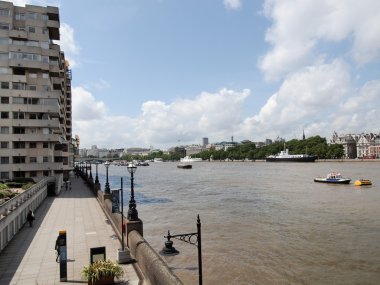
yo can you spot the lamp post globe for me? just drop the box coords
[127,163,138,221]
[104,161,111,194]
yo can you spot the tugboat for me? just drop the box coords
[266,148,317,162]
[314,172,351,184]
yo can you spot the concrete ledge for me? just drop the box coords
[129,230,184,285]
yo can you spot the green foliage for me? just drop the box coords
[22,183,34,190]
[0,189,16,199]
[0,183,8,190]
[81,259,123,284]
[6,182,23,188]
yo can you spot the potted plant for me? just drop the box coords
[81,259,124,285]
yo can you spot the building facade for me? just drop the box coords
[0,1,73,180]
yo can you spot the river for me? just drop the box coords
[96,161,380,285]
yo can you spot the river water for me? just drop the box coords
[96,161,380,285]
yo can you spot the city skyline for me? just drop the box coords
[12,0,380,149]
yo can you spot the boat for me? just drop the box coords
[177,164,192,169]
[354,179,372,186]
[314,172,351,184]
[266,149,317,162]
[180,156,202,162]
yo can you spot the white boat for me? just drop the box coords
[180,156,202,162]
[314,172,351,184]
[266,148,317,162]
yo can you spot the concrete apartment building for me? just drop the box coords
[0,1,73,181]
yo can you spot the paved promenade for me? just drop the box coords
[0,176,141,284]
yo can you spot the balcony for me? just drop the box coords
[12,134,63,143]
[10,119,60,128]
[9,30,27,39]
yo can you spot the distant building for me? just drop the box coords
[185,144,204,156]
[202,137,209,148]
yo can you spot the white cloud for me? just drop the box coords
[59,23,80,67]
[260,0,380,81]
[73,88,250,149]
[224,0,242,10]
[242,60,348,138]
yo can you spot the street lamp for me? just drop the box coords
[160,215,203,285]
[104,161,111,194]
[89,161,93,180]
[85,161,88,177]
[94,161,99,184]
[126,163,138,221]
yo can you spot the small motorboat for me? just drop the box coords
[354,179,372,186]
[177,164,192,169]
[314,172,351,184]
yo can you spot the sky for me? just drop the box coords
[11,0,380,149]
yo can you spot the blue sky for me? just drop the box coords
[12,0,380,149]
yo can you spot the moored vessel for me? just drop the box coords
[266,149,317,162]
[180,156,202,162]
[314,172,351,184]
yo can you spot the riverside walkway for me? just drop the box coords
[0,175,141,284]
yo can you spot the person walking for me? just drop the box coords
[26,210,35,227]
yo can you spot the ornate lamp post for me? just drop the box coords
[127,163,138,221]
[161,215,203,285]
[85,161,88,177]
[104,161,111,194]
[89,161,93,180]
[94,161,99,184]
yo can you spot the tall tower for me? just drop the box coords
[202,137,208,148]
[0,1,72,180]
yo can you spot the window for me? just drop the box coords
[13,156,25,164]
[0,142,8,148]
[29,142,37,148]
[29,113,36,119]
[41,42,49,49]
[29,171,37,177]
[29,128,37,134]
[0,23,9,30]
[43,156,49,163]
[0,172,9,179]
[1,82,9,89]
[42,56,49,63]
[0,9,10,16]
[28,85,37,91]
[13,112,25,119]
[0,67,9,74]
[13,127,25,134]
[42,72,49,79]
[0,53,8,60]
[1,97,9,104]
[42,85,50,91]
[43,170,49,176]
[0,157,9,164]
[42,128,49,135]
[13,142,25,149]
[42,28,48,35]
[12,82,26,90]
[27,41,39,47]
[0,38,9,45]
[29,157,37,163]
[1,112,9,119]
[27,26,35,33]
[15,13,25,20]
[12,97,23,104]
[29,72,37,78]
[26,12,37,20]
[43,142,49,148]
[41,14,49,21]
[0,127,9,134]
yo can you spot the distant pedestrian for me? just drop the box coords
[65,181,68,191]
[27,210,35,227]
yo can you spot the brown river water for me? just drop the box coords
[99,161,380,285]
